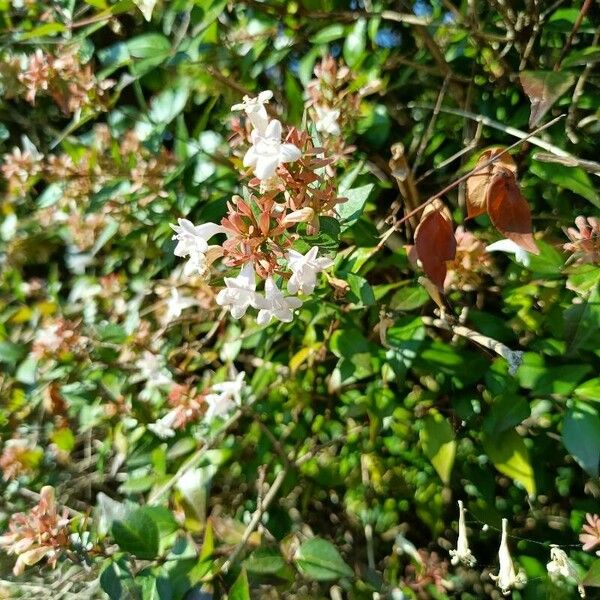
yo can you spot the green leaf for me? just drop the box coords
[302,216,340,252]
[20,22,66,39]
[345,273,375,306]
[337,184,374,230]
[583,559,600,587]
[0,341,27,366]
[483,395,530,436]
[310,24,346,44]
[149,85,190,125]
[564,287,600,353]
[563,46,600,68]
[562,402,600,477]
[575,378,600,403]
[390,286,429,311]
[343,18,367,67]
[420,414,456,484]
[126,33,171,58]
[229,567,250,600]
[519,71,574,127]
[294,537,353,581]
[531,160,600,209]
[245,548,289,577]
[483,429,536,496]
[100,562,123,600]
[112,508,160,559]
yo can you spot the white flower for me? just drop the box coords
[286,246,333,295]
[171,218,224,257]
[486,239,531,267]
[135,351,172,387]
[231,90,273,134]
[164,288,196,323]
[148,409,179,439]
[34,324,62,352]
[490,519,527,595]
[256,277,302,325]
[547,547,585,598]
[205,372,246,421]
[170,218,224,277]
[450,500,477,567]
[243,119,302,181]
[216,262,258,319]
[314,104,341,136]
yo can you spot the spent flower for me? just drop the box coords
[490,519,527,595]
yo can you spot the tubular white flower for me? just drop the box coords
[314,104,341,136]
[171,218,224,257]
[205,372,245,421]
[243,119,302,181]
[163,288,196,323]
[486,239,531,267]
[148,409,179,439]
[490,519,527,595]
[450,500,477,567]
[231,90,273,134]
[287,246,334,295]
[547,547,586,598]
[215,262,258,319]
[255,277,302,325]
[171,218,225,277]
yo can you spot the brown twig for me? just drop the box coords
[554,0,592,71]
[376,114,566,251]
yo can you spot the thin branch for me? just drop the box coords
[554,0,592,71]
[377,114,566,250]
[220,468,288,573]
[421,316,523,375]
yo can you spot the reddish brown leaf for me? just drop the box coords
[486,168,539,254]
[415,205,457,290]
[520,71,575,129]
[466,148,517,219]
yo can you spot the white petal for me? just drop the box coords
[255,155,279,180]
[265,119,282,140]
[258,90,273,103]
[279,143,302,163]
[243,146,258,167]
[237,262,256,289]
[256,309,271,325]
[486,239,520,255]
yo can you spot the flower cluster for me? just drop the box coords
[2,126,176,206]
[147,372,246,438]
[0,486,71,576]
[0,439,42,481]
[170,90,340,325]
[32,318,87,359]
[0,46,113,115]
[580,513,600,556]
[305,56,378,165]
[564,216,600,265]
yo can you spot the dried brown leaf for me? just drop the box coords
[486,168,539,254]
[466,148,517,219]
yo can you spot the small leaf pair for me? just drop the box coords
[466,148,539,255]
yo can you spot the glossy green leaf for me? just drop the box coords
[562,402,600,477]
[483,429,536,496]
[112,508,160,559]
[294,537,353,581]
[420,413,456,484]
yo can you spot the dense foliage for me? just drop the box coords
[0,1,599,598]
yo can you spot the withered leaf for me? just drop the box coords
[486,168,539,254]
[520,70,575,129]
[466,148,517,219]
[415,204,457,290]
